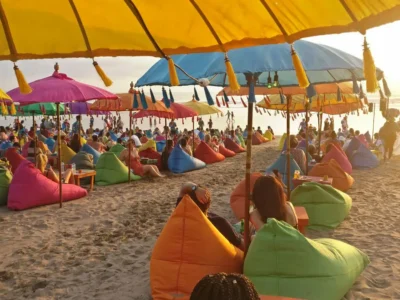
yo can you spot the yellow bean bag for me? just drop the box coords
[150,195,243,300]
[80,136,87,145]
[139,139,156,152]
[264,130,274,141]
[60,143,76,164]
[279,133,287,150]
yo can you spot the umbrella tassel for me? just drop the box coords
[140,90,148,109]
[241,97,247,108]
[216,97,221,107]
[150,88,157,104]
[363,37,378,93]
[337,86,342,102]
[204,86,215,106]
[167,57,180,86]
[194,87,200,101]
[364,96,369,105]
[306,84,316,99]
[13,64,32,94]
[224,55,240,92]
[10,103,16,116]
[379,84,385,99]
[1,102,7,116]
[231,97,236,105]
[133,92,139,109]
[352,74,360,94]
[383,76,391,97]
[225,98,230,108]
[267,110,271,116]
[93,61,112,87]
[291,45,309,88]
[223,90,230,104]
[169,89,175,103]
[248,80,256,103]
[162,87,171,108]
[222,97,226,106]
[263,108,266,113]
[255,106,259,113]
[264,96,271,108]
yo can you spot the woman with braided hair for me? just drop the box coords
[190,273,260,300]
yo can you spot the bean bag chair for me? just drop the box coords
[357,134,368,147]
[230,173,262,220]
[224,137,245,153]
[168,145,206,174]
[198,131,205,141]
[255,131,268,143]
[244,219,369,300]
[194,142,225,164]
[252,133,262,145]
[21,142,29,157]
[350,143,379,169]
[238,135,246,148]
[264,130,274,141]
[7,160,87,210]
[150,195,243,300]
[139,148,162,169]
[60,143,76,164]
[291,182,352,230]
[109,131,118,142]
[37,133,47,143]
[322,144,352,174]
[145,130,153,138]
[266,154,303,190]
[109,143,125,156]
[345,138,361,159]
[80,136,87,145]
[218,144,236,158]
[279,133,287,150]
[0,141,12,151]
[309,159,354,192]
[139,139,156,152]
[5,148,25,174]
[140,135,148,143]
[95,152,140,186]
[156,140,166,153]
[81,143,101,164]
[45,138,55,153]
[69,151,94,170]
[364,131,372,144]
[297,139,307,149]
[0,167,12,206]
[155,135,165,142]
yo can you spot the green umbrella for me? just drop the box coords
[16,103,66,116]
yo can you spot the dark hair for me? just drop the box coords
[355,130,360,136]
[330,131,337,139]
[92,135,98,142]
[308,144,316,155]
[13,142,21,148]
[252,176,287,223]
[190,273,260,300]
[289,135,298,148]
[180,138,187,147]
[176,188,210,213]
[117,138,122,144]
[69,133,81,153]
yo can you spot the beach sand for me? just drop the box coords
[0,138,399,300]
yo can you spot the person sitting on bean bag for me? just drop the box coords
[161,139,174,170]
[284,135,306,174]
[251,175,298,231]
[176,182,244,251]
[180,137,192,156]
[87,135,106,153]
[36,153,74,184]
[119,140,165,178]
[204,133,219,152]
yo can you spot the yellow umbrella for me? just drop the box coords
[182,99,222,116]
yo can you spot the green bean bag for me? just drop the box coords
[244,219,369,300]
[109,144,125,157]
[291,182,352,230]
[95,152,140,186]
[0,167,12,206]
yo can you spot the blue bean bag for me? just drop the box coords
[156,140,166,153]
[81,144,101,164]
[244,219,369,300]
[350,143,379,169]
[345,138,361,158]
[109,131,118,142]
[45,138,55,152]
[0,141,12,151]
[168,145,206,174]
[266,154,303,190]
[198,131,205,141]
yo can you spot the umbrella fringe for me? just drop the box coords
[225,56,240,92]
[10,103,16,116]
[1,102,8,116]
[167,57,180,86]
[337,86,342,102]
[133,92,139,109]
[194,87,200,101]
[216,97,221,107]
[93,61,112,87]
[140,90,148,109]
[169,89,175,103]
[363,37,378,93]
[231,96,236,105]
[13,65,32,94]
[241,97,247,108]
[352,73,360,94]
[382,76,391,97]
[162,87,171,108]
[204,86,215,106]
[150,88,157,103]
[290,45,309,88]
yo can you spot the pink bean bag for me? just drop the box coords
[194,141,225,164]
[218,144,236,158]
[322,144,353,174]
[357,135,369,148]
[5,148,25,173]
[21,142,29,157]
[155,135,166,142]
[8,160,88,210]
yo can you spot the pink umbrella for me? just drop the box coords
[7,66,118,208]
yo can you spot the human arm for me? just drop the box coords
[178,182,209,204]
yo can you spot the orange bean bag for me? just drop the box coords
[230,172,263,220]
[322,144,352,174]
[309,159,354,192]
[194,141,225,164]
[5,148,25,174]
[139,148,162,169]
[252,134,262,145]
[140,135,148,143]
[255,131,269,143]
[224,137,245,153]
[218,144,236,158]
[150,195,243,300]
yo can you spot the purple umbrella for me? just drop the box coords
[66,102,109,116]
[7,66,118,208]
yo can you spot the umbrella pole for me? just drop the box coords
[305,103,309,175]
[372,103,376,143]
[192,117,195,155]
[244,102,253,256]
[56,103,63,208]
[78,116,82,148]
[33,112,36,164]
[317,110,322,156]
[128,110,132,183]
[286,101,291,201]
[165,119,167,141]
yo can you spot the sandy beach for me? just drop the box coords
[0,138,399,300]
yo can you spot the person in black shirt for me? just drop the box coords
[176,182,244,250]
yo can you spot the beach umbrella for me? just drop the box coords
[7,65,118,208]
[66,102,109,116]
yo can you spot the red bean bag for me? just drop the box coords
[140,135,148,143]
[322,144,352,174]
[7,160,88,210]
[230,173,263,220]
[21,142,29,157]
[5,148,25,173]
[218,144,236,158]
[139,148,162,170]
[194,141,225,164]
[252,134,262,145]
[224,138,245,153]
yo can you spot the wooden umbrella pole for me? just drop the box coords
[244,101,253,256]
[372,103,376,143]
[56,103,63,208]
[78,116,82,148]
[165,119,167,141]
[286,98,291,201]
[192,117,195,155]
[317,110,323,156]
[305,102,309,175]
[33,112,36,164]
[128,110,132,183]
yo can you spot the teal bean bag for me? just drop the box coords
[109,144,125,157]
[244,219,369,300]
[95,152,140,186]
[0,167,12,206]
[291,182,352,230]
[265,154,303,190]
[81,144,101,164]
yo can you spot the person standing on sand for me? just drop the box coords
[379,118,399,161]
[198,117,205,131]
